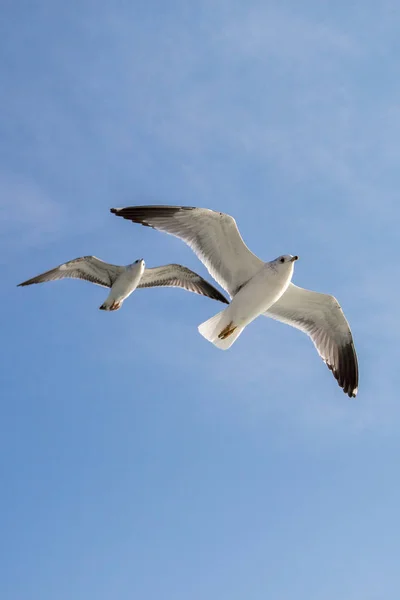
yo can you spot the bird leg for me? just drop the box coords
[109,301,121,311]
[218,321,237,340]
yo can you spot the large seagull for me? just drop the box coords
[18,256,229,310]
[111,205,359,397]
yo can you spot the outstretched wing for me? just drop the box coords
[264,283,359,398]
[110,205,263,296]
[18,256,123,289]
[138,264,229,304]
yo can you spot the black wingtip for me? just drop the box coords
[17,277,41,287]
[215,291,229,304]
[109,205,187,229]
[327,340,358,398]
[200,282,229,304]
[211,292,229,304]
[110,205,196,221]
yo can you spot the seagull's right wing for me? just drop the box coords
[138,264,229,304]
[110,206,263,296]
[264,283,359,397]
[18,256,123,289]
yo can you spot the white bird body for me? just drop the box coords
[100,259,145,311]
[225,257,295,326]
[198,255,297,349]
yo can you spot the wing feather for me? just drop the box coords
[110,206,263,296]
[264,283,359,397]
[138,264,229,304]
[18,256,123,289]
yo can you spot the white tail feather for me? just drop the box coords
[198,309,244,350]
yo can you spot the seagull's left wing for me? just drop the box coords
[264,283,359,397]
[138,264,229,304]
[17,256,123,288]
[110,205,263,296]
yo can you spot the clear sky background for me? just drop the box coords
[1,2,399,599]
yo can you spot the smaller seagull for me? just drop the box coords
[18,256,229,310]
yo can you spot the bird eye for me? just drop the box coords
[280,257,285,263]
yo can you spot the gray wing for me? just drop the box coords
[138,264,229,304]
[18,256,124,289]
[264,283,359,398]
[110,205,263,296]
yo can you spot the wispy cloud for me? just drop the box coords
[0,173,64,257]
[217,5,360,61]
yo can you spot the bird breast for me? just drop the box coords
[229,263,294,325]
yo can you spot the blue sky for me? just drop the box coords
[1,1,399,598]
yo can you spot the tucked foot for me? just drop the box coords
[109,301,121,311]
[218,321,237,340]
[99,301,122,311]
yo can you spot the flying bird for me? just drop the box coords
[18,256,229,311]
[111,205,359,397]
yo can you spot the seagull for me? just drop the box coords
[111,205,359,397]
[18,256,229,310]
